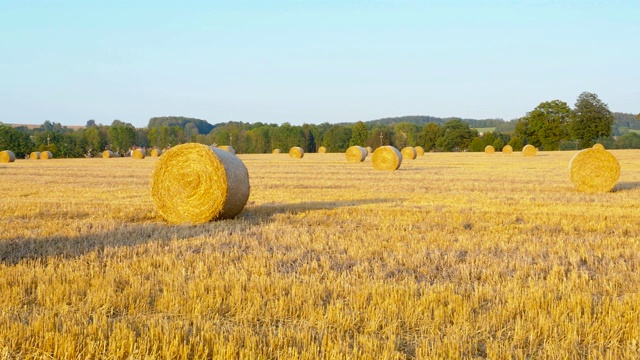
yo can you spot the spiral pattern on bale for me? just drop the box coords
[345,146,367,163]
[289,147,304,158]
[502,145,513,154]
[485,145,495,154]
[569,148,620,193]
[401,147,417,160]
[150,143,250,224]
[372,146,402,171]
[30,152,40,160]
[0,150,16,163]
[41,151,53,160]
[132,149,146,159]
[415,146,425,156]
[522,144,537,157]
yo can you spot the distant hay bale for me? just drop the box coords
[502,145,513,154]
[150,143,250,224]
[218,145,236,155]
[401,146,417,160]
[132,148,146,159]
[150,148,162,157]
[415,146,425,156]
[522,144,537,157]
[372,146,402,171]
[365,146,373,155]
[272,148,281,154]
[317,146,327,153]
[102,150,114,158]
[41,151,53,160]
[485,145,495,154]
[0,150,16,163]
[289,146,304,158]
[345,146,367,163]
[592,143,605,150]
[30,152,40,160]
[569,148,620,193]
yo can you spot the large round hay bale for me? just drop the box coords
[502,145,513,154]
[592,143,605,150]
[103,150,114,158]
[365,146,373,156]
[132,148,146,159]
[569,148,620,193]
[41,151,53,159]
[415,146,425,156]
[218,145,236,155]
[485,145,495,154]
[372,146,402,171]
[345,146,367,163]
[522,144,537,157]
[0,150,16,163]
[272,148,281,154]
[317,146,327,153]
[150,143,250,224]
[150,148,162,157]
[30,151,40,160]
[289,146,304,158]
[401,146,417,160]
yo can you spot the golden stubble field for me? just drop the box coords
[1,150,640,359]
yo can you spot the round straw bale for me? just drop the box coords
[272,148,281,154]
[218,145,236,155]
[30,151,40,160]
[502,144,513,154]
[102,150,114,158]
[317,146,327,153]
[150,143,250,224]
[132,148,146,159]
[41,151,53,159]
[345,146,367,163]
[401,146,417,160]
[0,150,16,163]
[569,148,620,193]
[522,144,537,157]
[365,146,373,155]
[592,143,605,150]
[372,146,402,170]
[289,146,304,158]
[150,148,162,157]
[485,145,495,154]
[415,146,425,156]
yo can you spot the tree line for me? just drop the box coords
[1,92,639,159]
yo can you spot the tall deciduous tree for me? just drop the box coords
[419,123,441,151]
[520,100,573,150]
[571,92,614,148]
[436,120,477,151]
[350,121,368,146]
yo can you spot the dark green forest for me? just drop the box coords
[2,92,639,158]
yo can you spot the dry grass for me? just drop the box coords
[345,146,367,163]
[372,146,402,171]
[29,152,40,160]
[485,145,495,154]
[132,149,146,159]
[317,146,327,153]
[502,145,513,154]
[0,150,16,163]
[401,147,417,160]
[272,149,281,154]
[290,147,304,158]
[523,144,537,157]
[41,151,53,160]
[569,148,620,193]
[150,148,162,157]
[2,150,640,358]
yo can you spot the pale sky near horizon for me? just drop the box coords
[1,0,638,128]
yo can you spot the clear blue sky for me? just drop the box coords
[1,0,638,128]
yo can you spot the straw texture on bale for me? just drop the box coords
[317,146,327,153]
[522,144,537,157]
[372,146,402,171]
[345,146,367,163]
[365,146,373,155]
[415,146,425,156]
[30,152,40,160]
[569,148,620,193]
[102,150,114,158]
[502,145,513,154]
[485,145,495,154]
[401,147,417,160]
[150,143,250,224]
[132,148,146,159]
[150,148,162,157]
[0,150,16,163]
[41,151,53,160]
[272,149,281,154]
[592,143,605,150]
[289,146,304,158]
[218,145,236,155]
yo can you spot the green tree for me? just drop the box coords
[365,126,393,149]
[520,100,572,150]
[492,137,504,151]
[0,125,34,158]
[571,92,614,148]
[419,123,441,151]
[436,120,477,151]
[322,125,352,152]
[469,137,484,152]
[350,121,368,146]
[616,132,640,149]
[393,122,419,148]
[508,136,524,151]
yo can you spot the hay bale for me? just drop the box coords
[218,145,236,155]
[272,148,281,154]
[592,143,605,150]
[150,148,162,157]
[569,148,620,193]
[150,143,250,224]
[372,146,402,170]
[0,150,16,163]
[502,145,513,154]
[30,151,40,160]
[132,148,146,159]
[41,151,53,159]
[365,146,373,155]
[289,146,304,158]
[102,150,114,158]
[345,146,367,163]
[401,146,417,160]
[415,146,425,156]
[522,144,537,157]
[485,145,495,154]
[317,146,327,153]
